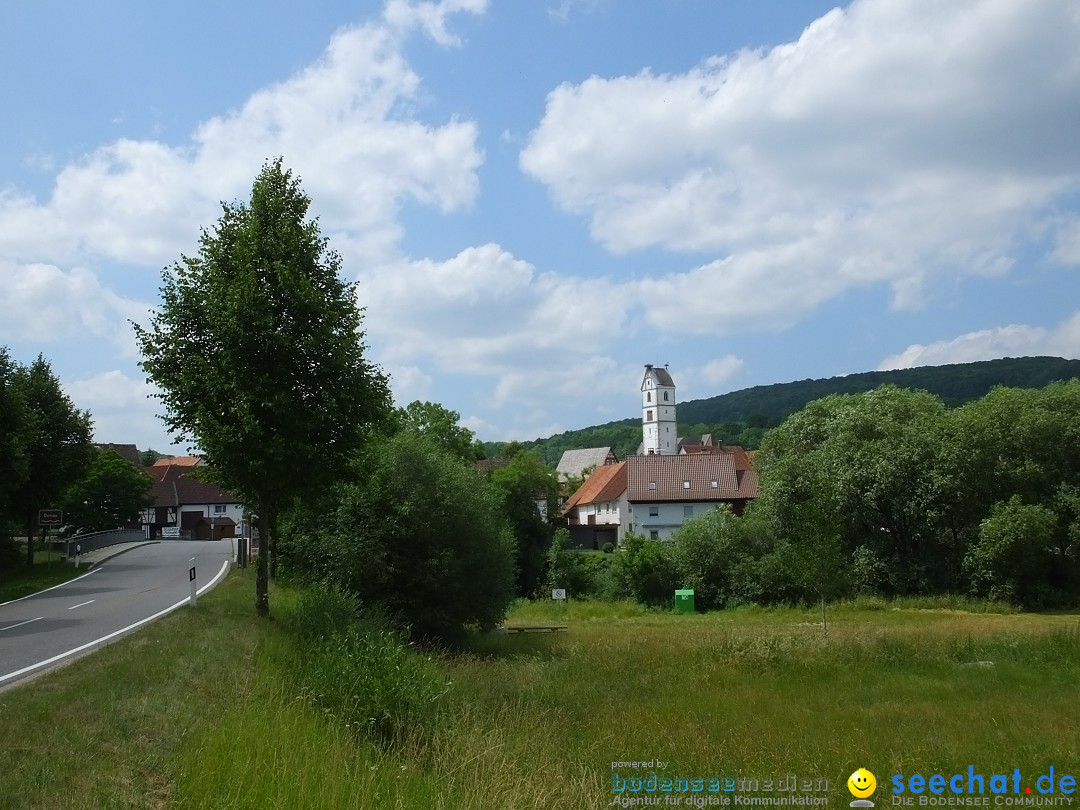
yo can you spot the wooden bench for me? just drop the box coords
[502,625,568,635]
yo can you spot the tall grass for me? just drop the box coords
[2,574,1078,809]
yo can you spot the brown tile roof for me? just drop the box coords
[627,453,756,502]
[152,455,201,467]
[476,458,510,474]
[561,462,627,514]
[147,465,241,508]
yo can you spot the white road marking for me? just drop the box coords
[0,617,43,632]
[67,600,95,610]
[0,567,101,607]
[0,559,230,685]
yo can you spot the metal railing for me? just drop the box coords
[63,528,147,557]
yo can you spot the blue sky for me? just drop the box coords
[2,0,1079,452]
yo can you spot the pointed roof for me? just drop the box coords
[626,453,757,502]
[641,363,674,389]
[561,462,627,514]
[556,447,618,480]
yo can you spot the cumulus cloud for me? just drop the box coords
[358,242,635,389]
[878,310,1080,370]
[700,355,745,387]
[0,261,149,354]
[63,370,178,451]
[0,4,485,271]
[521,0,1080,333]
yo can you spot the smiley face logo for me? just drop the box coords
[847,768,877,799]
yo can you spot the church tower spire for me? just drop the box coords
[641,364,677,455]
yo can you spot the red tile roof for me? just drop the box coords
[152,455,201,467]
[627,453,756,502]
[561,462,627,514]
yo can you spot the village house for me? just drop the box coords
[562,364,758,545]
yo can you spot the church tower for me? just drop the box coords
[641,364,677,455]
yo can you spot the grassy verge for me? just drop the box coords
[1,578,1078,809]
[0,549,81,604]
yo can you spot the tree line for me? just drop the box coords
[0,352,153,574]
[608,382,1080,611]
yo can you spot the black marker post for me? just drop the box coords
[189,558,197,607]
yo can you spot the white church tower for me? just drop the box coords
[641,364,677,455]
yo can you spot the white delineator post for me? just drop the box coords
[189,558,197,607]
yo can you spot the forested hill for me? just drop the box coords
[514,356,1080,466]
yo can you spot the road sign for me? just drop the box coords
[552,588,567,600]
[38,509,63,526]
[162,527,180,538]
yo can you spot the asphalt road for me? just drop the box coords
[0,540,232,690]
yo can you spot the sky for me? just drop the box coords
[2,0,1079,452]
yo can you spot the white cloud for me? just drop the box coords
[521,0,1080,333]
[63,370,179,451]
[1052,217,1080,265]
[700,355,745,386]
[385,364,433,405]
[879,310,1080,370]
[383,0,488,47]
[0,9,485,271]
[358,242,634,377]
[0,261,149,354]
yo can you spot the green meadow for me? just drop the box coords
[1,571,1078,809]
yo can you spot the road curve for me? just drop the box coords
[0,540,232,690]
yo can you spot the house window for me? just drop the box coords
[649,506,659,517]
[214,504,226,514]
[649,481,656,490]
[663,391,669,401]
[683,481,690,489]
[649,530,659,540]
[647,409,653,421]
[647,391,652,402]
[710,480,718,488]
[683,505,693,518]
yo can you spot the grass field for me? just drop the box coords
[1,571,1078,809]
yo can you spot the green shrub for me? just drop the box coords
[612,534,679,607]
[281,587,450,751]
[602,542,614,554]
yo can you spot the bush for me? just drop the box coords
[965,496,1057,608]
[282,585,450,751]
[612,533,679,607]
[279,433,517,641]
[602,542,614,554]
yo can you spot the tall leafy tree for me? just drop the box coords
[394,400,479,462]
[488,449,558,596]
[11,355,94,565]
[62,449,154,534]
[134,158,391,617]
[0,349,30,566]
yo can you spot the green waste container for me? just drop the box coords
[674,589,695,614]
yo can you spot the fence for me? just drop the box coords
[63,529,147,557]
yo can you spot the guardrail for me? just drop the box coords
[63,529,147,557]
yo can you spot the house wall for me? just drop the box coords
[628,501,715,541]
[141,502,245,538]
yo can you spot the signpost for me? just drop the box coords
[162,526,180,539]
[189,559,197,607]
[552,588,566,600]
[38,509,63,526]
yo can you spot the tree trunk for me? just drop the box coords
[255,500,271,618]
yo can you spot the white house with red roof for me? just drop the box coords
[141,461,246,541]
